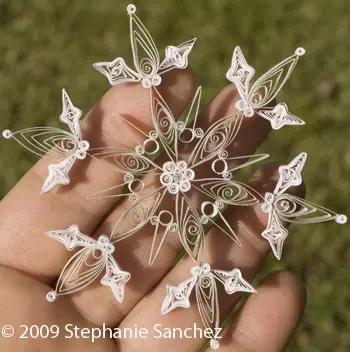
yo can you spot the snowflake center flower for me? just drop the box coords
[160,160,195,194]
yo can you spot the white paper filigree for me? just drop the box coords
[1,3,348,349]
[261,152,347,259]
[161,263,256,350]
[89,86,268,265]
[2,89,89,194]
[45,224,130,302]
[226,46,306,129]
[93,4,196,88]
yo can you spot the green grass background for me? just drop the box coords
[0,0,349,350]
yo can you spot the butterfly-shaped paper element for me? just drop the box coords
[2,89,90,194]
[161,263,256,350]
[93,4,196,88]
[45,224,130,303]
[89,86,268,266]
[261,152,347,259]
[226,46,306,130]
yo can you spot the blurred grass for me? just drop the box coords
[0,0,349,350]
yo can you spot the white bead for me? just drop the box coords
[46,291,57,302]
[127,4,136,14]
[2,129,12,139]
[336,214,347,224]
[295,47,306,56]
[210,339,220,350]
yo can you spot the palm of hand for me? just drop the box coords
[0,69,306,352]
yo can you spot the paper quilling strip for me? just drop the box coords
[93,4,196,88]
[2,89,89,194]
[261,152,347,259]
[45,224,130,303]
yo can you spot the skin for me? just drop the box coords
[0,67,307,351]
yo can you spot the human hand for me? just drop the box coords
[0,68,306,351]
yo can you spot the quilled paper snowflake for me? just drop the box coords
[2,89,89,194]
[93,4,196,88]
[88,86,269,265]
[161,263,256,350]
[226,46,306,129]
[261,152,347,259]
[1,3,348,350]
[45,224,130,303]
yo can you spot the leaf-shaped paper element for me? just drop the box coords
[60,89,83,139]
[159,38,197,73]
[212,268,256,294]
[117,115,161,154]
[151,87,178,161]
[52,246,106,297]
[257,103,305,130]
[6,127,79,159]
[261,211,288,260]
[194,179,263,206]
[248,49,304,109]
[87,183,131,201]
[129,8,159,78]
[226,46,255,99]
[149,225,170,266]
[88,147,159,175]
[178,86,202,144]
[189,112,243,168]
[45,224,97,251]
[41,155,76,194]
[149,210,176,266]
[274,152,307,196]
[161,276,197,314]
[275,194,341,224]
[111,187,167,242]
[176,193,205,263]
[87,176,142,203]
[201,201,242,246]
[101,254,131,303]
[93,57,142,86]
[196,273,220,338]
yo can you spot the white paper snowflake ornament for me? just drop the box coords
[45,225,130,303]
[161,263,256,350]
[226,46,306,129]
[2,89,89,194]
[261,152,347,259]
[93,4,196,88]
[89,86,268,266]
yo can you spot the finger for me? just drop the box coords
[116,163,305,352]
[215,271,306,352]
[0,68,196,282]
[0,265,116,351]
[70,84,271,326]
